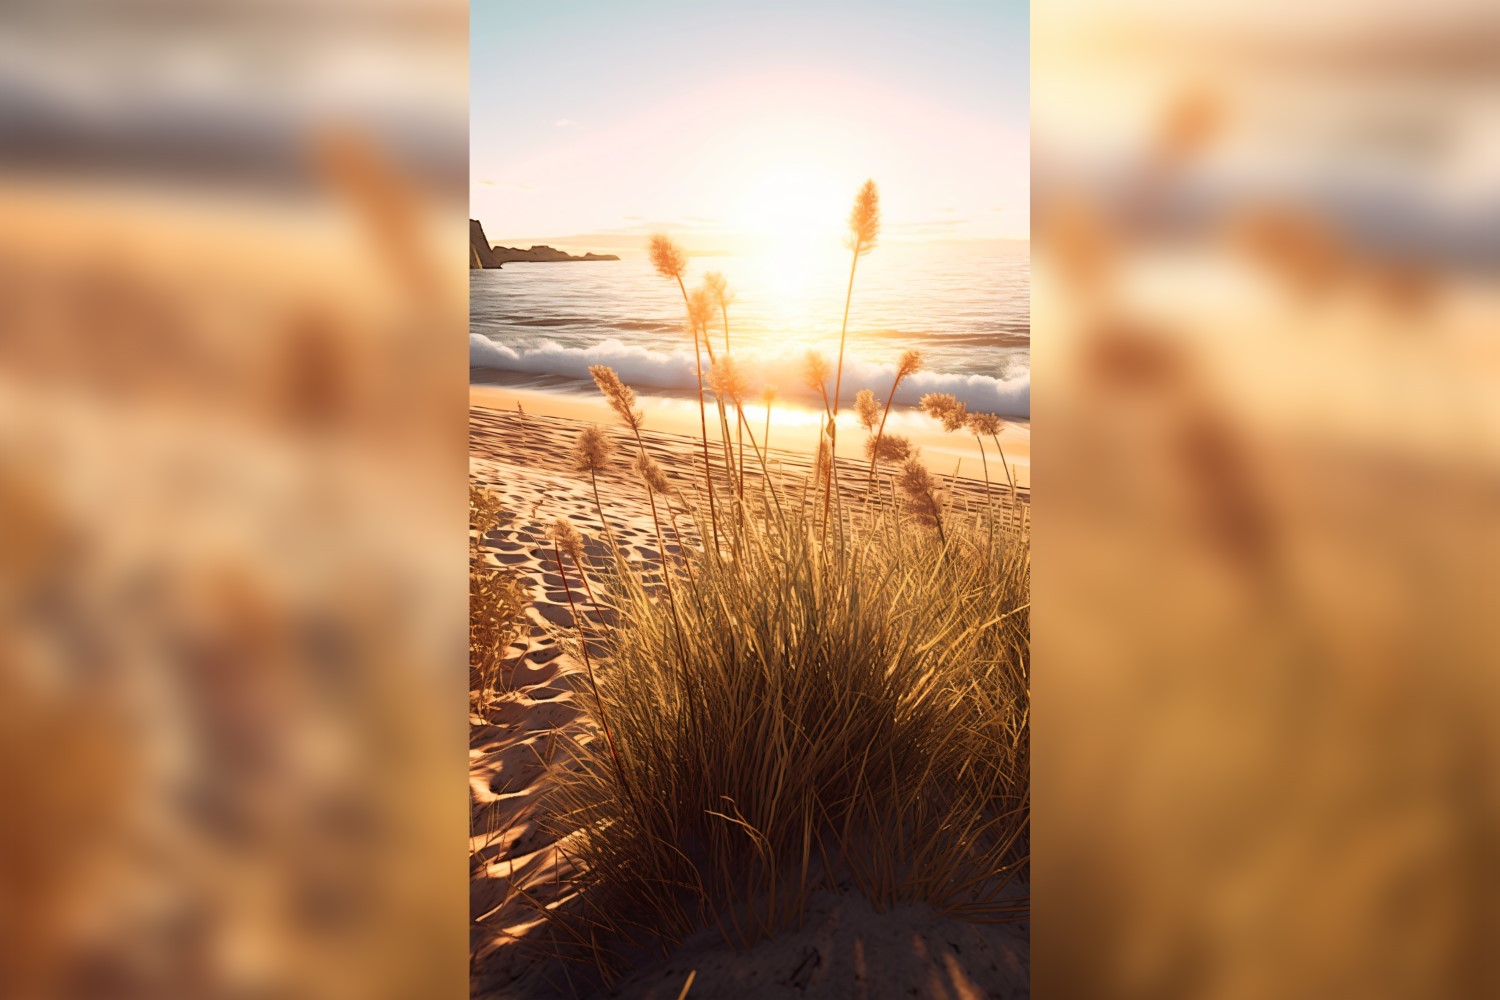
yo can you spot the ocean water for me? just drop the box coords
[470,240,1029,418]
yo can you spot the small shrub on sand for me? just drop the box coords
[540,422,1028,983]
[510,181,1027,988]
[469,485,526,708]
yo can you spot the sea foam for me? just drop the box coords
[471,334,1029,418]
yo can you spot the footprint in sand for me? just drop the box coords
[524,685,570,704]
[529,602,574,629]
[491,696,580,733]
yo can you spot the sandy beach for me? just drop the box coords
[469,397,1028,998]
[471,381,1030,489]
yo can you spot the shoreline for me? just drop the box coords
[470,380,1031,489]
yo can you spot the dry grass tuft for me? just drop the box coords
[544,493,1027,980]
[500,182,1027,992]
[470,486,526,707]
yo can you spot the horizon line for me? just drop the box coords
[474,226,1030,252]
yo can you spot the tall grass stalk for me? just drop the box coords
[865,349,923,487]
[967,412,1014,537]
[704,271,745,497]
[694,281,740,519]
[824,179,881,530]
[761,387,775,459]
[651,234,721,547]
[587,364,694,679]
[572,425,617,552]
[983,426,1021,532]
[548,521,628,800]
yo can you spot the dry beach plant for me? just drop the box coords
[469,485,526,707]
[497,181,1028,992]
[543,472,1026,984]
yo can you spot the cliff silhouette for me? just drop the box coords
[470,219,619,268]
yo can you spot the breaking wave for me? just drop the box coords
[470,335,1029,418]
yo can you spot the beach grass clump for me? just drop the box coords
[541,482,1028,977]
[513,181,1027,987]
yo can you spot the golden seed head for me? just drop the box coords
[920,392,969,433]
[896,458,943,528]
[897,349,924,379]
[688,282,717,333]
[846,179,881,254]
[547,517,585,564]
[648,234,687,280]
[854,389,881,432]
[865,432,913,464]
[802,351,831,395]
[636,453,672,495]
[710,356,748,404]
[589,365,643,431]
[703,271,732,309]
[572,425,614,474]
[967,411,1004,437]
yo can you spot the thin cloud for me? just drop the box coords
[887,218,968,235]
[554,118,576,128]
[604,217,723,235]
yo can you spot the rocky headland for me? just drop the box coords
[470,219,619,268]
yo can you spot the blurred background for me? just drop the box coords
[2,0,1497,997]
[0,1,468,997]
[1033,0,1499,998]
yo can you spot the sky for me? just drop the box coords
[471,1,1029,253]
